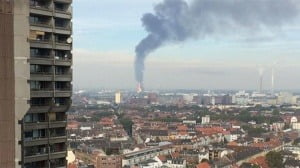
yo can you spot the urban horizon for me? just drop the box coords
[1,0,300,168]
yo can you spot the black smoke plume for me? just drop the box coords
[135,0,300,83]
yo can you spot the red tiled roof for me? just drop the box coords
[178,131,188,135]
[177,125,188,131]
[196,162,211,168]
[99,117,114,126]
[227,141,238,146]
[250,138,281,149]
[249,156,269,168]
[158,155,167,162]
[196,127,225,135]
[67,121,80,129]
[68,163,77,168]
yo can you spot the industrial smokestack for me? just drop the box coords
[134,0,300,84]
[258,67,264,93]
[260,75,263,93]
[137,82,143,93]
[271,61,278,95]
[271,68,275,95]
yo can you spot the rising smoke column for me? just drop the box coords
[134,0,300,83]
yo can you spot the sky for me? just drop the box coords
[73,0,300,90]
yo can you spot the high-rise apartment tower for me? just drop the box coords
[0,0,72,167]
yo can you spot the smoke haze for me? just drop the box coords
[135,0,300,83]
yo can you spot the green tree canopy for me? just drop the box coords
[266,151,283,168]
[119,118,134,136]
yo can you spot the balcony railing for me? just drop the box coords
[55,71,71,75]
[55,24,71,30]
[24,136,47,142]
[30,4,51,11]
[31,91,54,98]
[31,102,51,106]
[31,88,53,91]
[29,105,51,113]
[55,40,71,50]
[50,147,67,153]
[55,7,71,14]
[24,121,49,130]
[25,148,48,157]
[50,121,67,129]
[31,71,53,75]
[52,105,70,112]
[55,87,71,91]
[50,132,67,138]
[31,54,52,59]
[30,39,52,44]
[30,22,52,28]
[55,39,70,45]
[24,119,47,124]
[55,56,71,61]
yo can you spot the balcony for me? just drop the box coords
[24,137,48,147]
[55,89,72,97]
[30,55,53,65]
[51,105,70,112]
[30,4,52,16]
[24,154,48,163]
[55,73,72,81]
[50,136,67,144]
[28,105,51,113]
[31,89,53,98]
[30,25,53,33]
[49,129,66,139]
[30,39,53,49]
[24,122,48,130]
[50,151,67,160]
[49,121,67,128]
[24,145,48,156]
[55,13,72,20]
[54,7,72,19]
[55,57,72,66]
[30,21,53,33]
[31,72,53,81]
[54,25,71,35]
[31,91,53,98]
[55,41,71,50]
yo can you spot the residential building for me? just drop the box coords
[122,145,175,167]
[0,0,72,167]
[202,115,210,124]
[96,155,122,168]
[115,92,121,104]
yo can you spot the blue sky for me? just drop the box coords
[73,0,300,90]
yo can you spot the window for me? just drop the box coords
[31,98,51,106]
[24,129,46,140]
[54,98,67,106]
[30,65,52,74]
[30,48,51,57]
[24,113,46,123]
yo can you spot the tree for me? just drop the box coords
[119,118,134,136]
[266,151,283,168]
[242,125,267,137]
[272,109,280,116]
